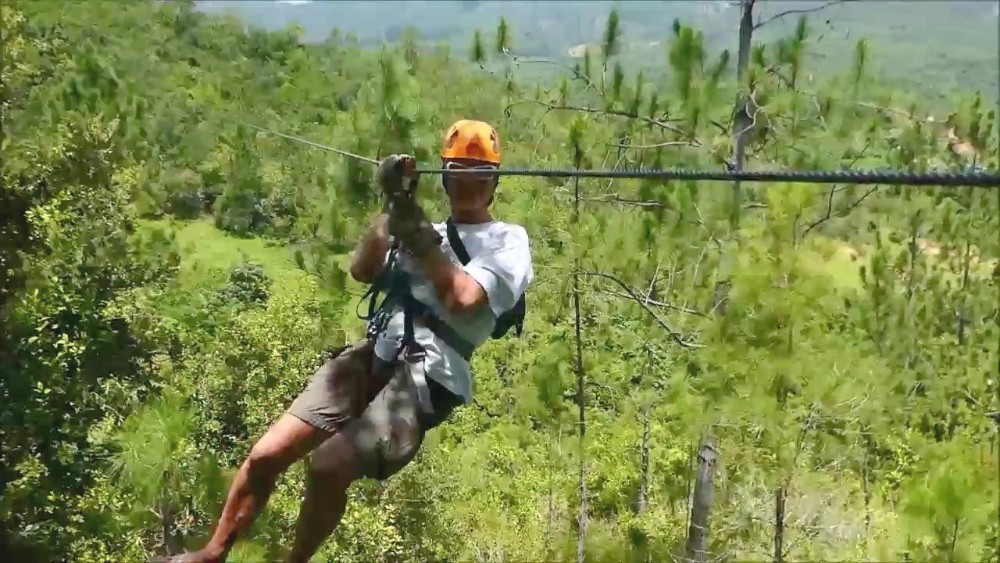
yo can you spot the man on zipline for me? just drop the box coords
[159,120,533,563]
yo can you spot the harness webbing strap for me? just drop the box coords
[362,243,475,361]
[446,218,472,265]
[405,300,475,361]
[359,215,514,415]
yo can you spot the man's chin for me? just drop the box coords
[449,201,481,213]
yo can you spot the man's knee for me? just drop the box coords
[245,441,294,480]
[307,436,359,487]
[364,414,425,481]
[244,415,326,479]
[313,414,424,483]
[299,362,429,482]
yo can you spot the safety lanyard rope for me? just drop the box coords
[244,123,1000,188]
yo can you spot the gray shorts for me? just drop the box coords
[287,340,461,480]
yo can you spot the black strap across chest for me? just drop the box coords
[446,218,472,265]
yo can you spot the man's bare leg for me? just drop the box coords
[285,435,359,563]
[285,355,425,562]
[165,414,331,563]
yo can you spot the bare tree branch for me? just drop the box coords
[709,119,729,134]
[504,98,696,140]
[578,269,702,349]
[754,0,853,30]
[778,84,939,129]
[505,52,602,96]
[608,140,698,149]
[801,183,878,237]
[580,194,667,208]
[798,137,874,237]
[567,192,766,213]
[734,88,766,139]
[602,289,705,317]
[804,184,840,235]
[605,148,630,191]
[646,261,662,305]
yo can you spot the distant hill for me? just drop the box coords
[195,0,999,104]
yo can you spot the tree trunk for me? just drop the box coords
[573,153,588,563]
[730,0,756,229]
[957,240,971,345]
[863,447,872,541]
[159,496,183,556]
[906,224,919,303]
[547,435,555,557]
[637,405,651,514]
[773,485,786,563]
[685,436,718,563]
[712,0,755,323]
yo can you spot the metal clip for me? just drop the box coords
[401,339,426,363]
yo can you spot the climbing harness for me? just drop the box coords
[358,241,476,363]
[353,159,526,413]
[357,218,524,363]
[357,215,526,414]
[357,238,464,415]
[244,122,1000,188]
[356,173,475,360]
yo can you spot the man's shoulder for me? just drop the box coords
[490,220,529,244]
[434,220,530,244]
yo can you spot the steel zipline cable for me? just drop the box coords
[243,122,1000,188]
[244,123,380,165]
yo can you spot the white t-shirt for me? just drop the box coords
[373,219,534,404]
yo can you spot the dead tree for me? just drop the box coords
[572,146,588,563]
[685,436,718,563]
[729,0,756,229]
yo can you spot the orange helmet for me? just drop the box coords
[440,119,501,164]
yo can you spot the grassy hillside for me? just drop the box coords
[141,218,308,288]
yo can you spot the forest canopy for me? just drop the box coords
[1,0,997,562]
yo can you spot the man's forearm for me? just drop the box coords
[416,246,487,316]
[349,212,390,283]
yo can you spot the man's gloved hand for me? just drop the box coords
[377,154,415,211]
[389,196,442,259]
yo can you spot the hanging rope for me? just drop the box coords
[245,123,1000,188]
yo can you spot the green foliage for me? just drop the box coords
[218,261,271,306]
[495,17,511,55]
[470,29,486,63]
[207,1,999,110]
[2,0,997,561]
[602,8,622,63]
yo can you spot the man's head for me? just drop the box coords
[440,120,501,217]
